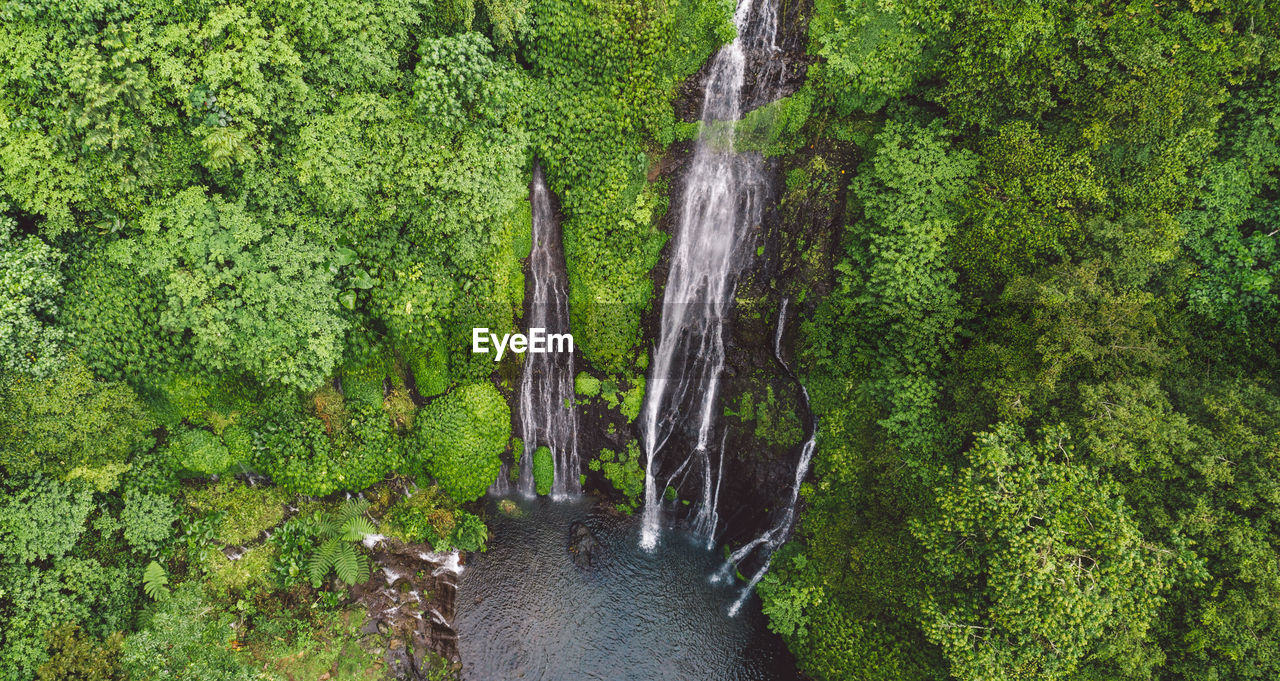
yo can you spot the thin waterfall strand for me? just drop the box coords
[720,299,817,616]
[494,165,579,498]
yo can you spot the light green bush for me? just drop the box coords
[411,382,510,502]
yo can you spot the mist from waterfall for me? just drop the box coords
[491,165,579,498]
[639,0,786,551]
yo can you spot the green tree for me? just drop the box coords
[0,476,93,565]
[115,187,346,390]
[0,210,65,378]
[813,116,975,459]
[912,424,1169,680]
[0,356,155,481]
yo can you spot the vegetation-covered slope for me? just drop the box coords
[757,1,1280,680]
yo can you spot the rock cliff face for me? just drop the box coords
[498,0,839,565]
[350,541,463,680]
[630,0,835,557]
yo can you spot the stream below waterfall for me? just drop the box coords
[455,496,799,680]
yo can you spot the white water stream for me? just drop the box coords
[492,165,580,498]
[640,0,786,550]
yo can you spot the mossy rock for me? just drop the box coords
[533,446,554,496]
[185,479,290,546]
[575,372,601,397]
[206,543,277,598]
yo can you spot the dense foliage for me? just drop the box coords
[2,0,1278,679]
[761,2,1280,681]
[0,0,730,677]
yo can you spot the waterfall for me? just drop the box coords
[492,165,579,498]
[639,0,787,551]
[713,298,816,616]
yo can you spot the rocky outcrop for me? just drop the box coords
[349,541,465,680]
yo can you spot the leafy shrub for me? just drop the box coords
[384,486,490,552]
[1,558,135,680]
[167,428,235,477]
[532,445,554,495]
[619,378,645,423]
[0,357,155,480]
[341,348,393,407]
[0,476,93,564]
[450,510,488,553]
[384,486,456,547]
[220,425,253,465]
[269,499,375,589]
[123,188,348,390]
[587,441,644,512]
[0,211,65,378]
[121,491,177,556]
[411,382,510,502]
[59,251,185,383]
[122,583,259,681]
[249,402,403,496]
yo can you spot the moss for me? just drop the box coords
[587,441,644,512]
[207,543,277,598]
[732,89,814,157]
[245,607,383,681]
[310,383,348,435]
[532,446,554,496]
[620,377,645,423]
[725,391,755,421]
[185,479,290,546]
[575,371,601,397]
[383,386,416,433]
[497,499,521,517]
[754,384,804,448]
[383,486,456,547]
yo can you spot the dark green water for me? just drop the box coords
[455,496,800,681]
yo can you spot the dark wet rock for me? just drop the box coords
[567,521,599,568]
[385,641,415,680]
[349,539,463,680]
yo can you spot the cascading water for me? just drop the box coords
[712,297,817,616]
[492,165,579,498]
[639,0,788,551]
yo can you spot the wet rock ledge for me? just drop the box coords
[349,538,466,680]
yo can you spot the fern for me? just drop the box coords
[304,499,376,588]
[332,542,370,585]
[341,516,377,541]
[142,560,170,600]
[336,498,370,525]
[308,539,340,587]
